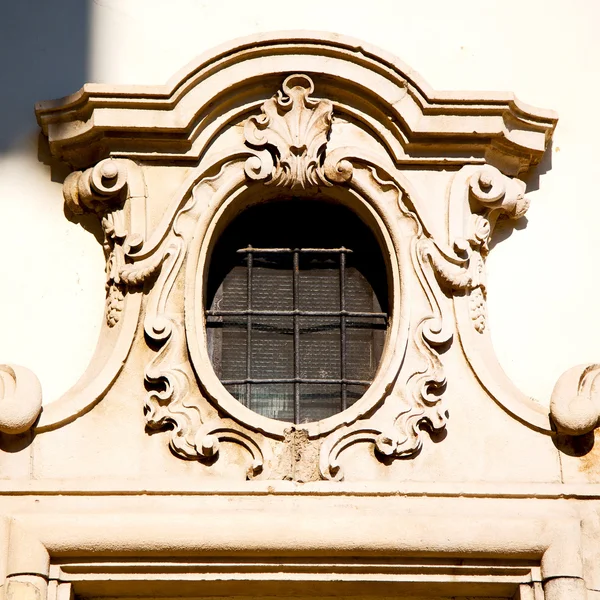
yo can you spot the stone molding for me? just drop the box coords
[35,32,556,175]
[5,31,597,479]
[0,517,49,600]
[0,498,591,599]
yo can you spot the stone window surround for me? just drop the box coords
[19,32,595,459]
[0,31,597,600]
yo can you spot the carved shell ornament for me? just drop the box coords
[17,32,600,482]
[244,74,334,188]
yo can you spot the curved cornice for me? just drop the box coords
[35,31,557,175]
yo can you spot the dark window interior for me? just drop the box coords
[206,199,389,424]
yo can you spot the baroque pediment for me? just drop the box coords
[6,32,598,482]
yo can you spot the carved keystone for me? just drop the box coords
[244,74,334,189]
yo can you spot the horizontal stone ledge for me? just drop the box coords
[12,512,580,565]
[0,480,599,499]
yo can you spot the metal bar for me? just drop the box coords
[207,321,386,335]
[236,247,353,254]
[209,243,390,418]
[340,248,347,411]
[207,309,387,319]
[222,378,372,386]
[293,249,300,423]
[246,246,253,409]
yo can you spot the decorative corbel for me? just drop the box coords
[436,164,600,439]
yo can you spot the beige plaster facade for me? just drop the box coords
[1,6,600,600]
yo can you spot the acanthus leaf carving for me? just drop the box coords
[320,422,435,482]
[319,425,382,481]
[118,251,166,287]
[144,317,201,460]
[244,74,333,189]
[423,166,527,334]
[142,166,235,463]
[142,232,197,457]
[462,167,527,333]
[138,169,274,478]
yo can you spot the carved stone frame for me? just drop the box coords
[184,162,408,439]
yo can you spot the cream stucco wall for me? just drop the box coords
[1,0,599,406]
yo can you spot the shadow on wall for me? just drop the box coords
[487,141,553,251]
[0,0,89,153]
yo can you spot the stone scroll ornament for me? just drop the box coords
[62,159,164,328]
[27,34,600,486]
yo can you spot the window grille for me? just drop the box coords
[206,201,388,424]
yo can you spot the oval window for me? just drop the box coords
[205,199,388,424]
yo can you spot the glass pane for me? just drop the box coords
[299,253,340,311]
[225,383,247,406]
[345,264,382,312]
[252,253,293,311]
[346,383,368,408]
[346,316,387,381]
[206,199,389,425]
[220,264,247,310]
[299,383,340,422]
[251,383,294,421]
[206,315,247,380]
[251,316,294,378]
[299,316,340,380]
